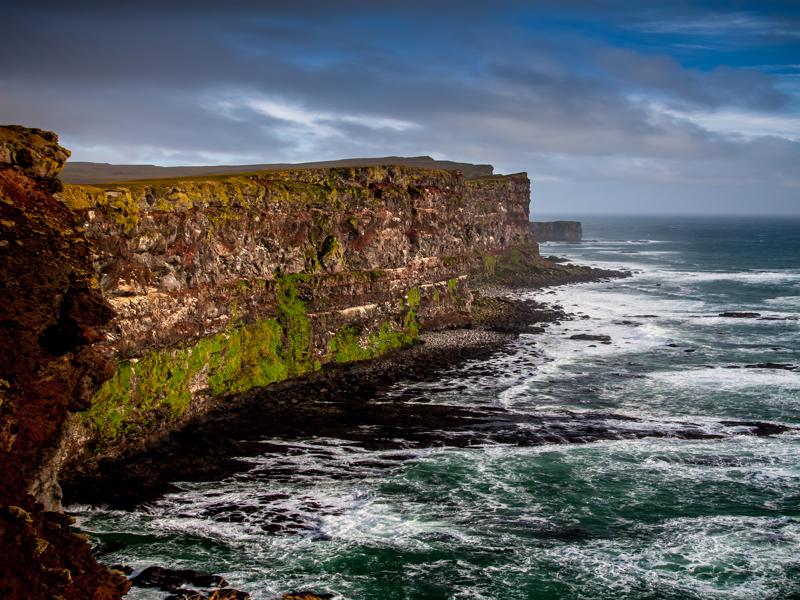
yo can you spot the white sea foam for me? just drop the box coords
[543,239,668,246]
[547,515,800,599]
[650,367,800,391]
[765,295,800,308]
[318,497,447,550]
[664,269,800,285]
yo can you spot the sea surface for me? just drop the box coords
[73,215,800,600]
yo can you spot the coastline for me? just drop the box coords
[62,260,628,509]
[70,242,799,600]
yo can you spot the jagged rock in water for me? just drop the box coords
[570,333,612,343]
[130,566,228,591]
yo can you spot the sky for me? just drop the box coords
[2,1,799,215]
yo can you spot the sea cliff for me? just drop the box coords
[0,125,615,599]
[53,163,537,484]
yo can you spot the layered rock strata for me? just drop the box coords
[54,162,537,480]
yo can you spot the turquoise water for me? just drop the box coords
[73,216,800,599]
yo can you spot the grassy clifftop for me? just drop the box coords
[61,155,495,184]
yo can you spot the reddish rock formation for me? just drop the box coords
[0,125,129,599]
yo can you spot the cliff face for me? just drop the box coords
[55,165,537,478]
[0,125,545,598]
[531,220,582,242]
[0,126,129,599]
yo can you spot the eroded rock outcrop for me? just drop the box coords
[0,125,129,599]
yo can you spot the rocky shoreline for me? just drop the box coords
[64,257,795,511]
[70,262,798,600]
[1,124,629,600]
[59,246,629,508]
[57,262,627,600]
[62,262,626,510]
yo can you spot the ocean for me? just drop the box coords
[72,215,800,600]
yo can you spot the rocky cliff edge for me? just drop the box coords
[0,125,130,600]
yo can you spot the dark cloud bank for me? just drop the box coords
[2,1,799,214]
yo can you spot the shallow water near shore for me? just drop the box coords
[72,215,800,599]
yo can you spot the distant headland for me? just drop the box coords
[531,220,583,242]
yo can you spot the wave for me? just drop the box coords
[650,367,800,391]
[543,239,669,245]
[765,295,800,309]
[664,270,800,285]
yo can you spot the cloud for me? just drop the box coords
[655,105,800,142]
[1,0,798,213]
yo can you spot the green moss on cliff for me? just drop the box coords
[483,255,497,275]
[83,279,426,449]
[447,277,459,301]
[327,320,415,365]
[60,164,466,237]
[403,286,422,338]
[495,242,538,276]
[318,235,343,269]
[83,315,289,448]
[275,273,312,375]
[83,273,312,448]
[327,326,372,363]
[60,187,140,232]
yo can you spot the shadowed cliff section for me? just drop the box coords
[0,125,129,600]
[62,156,494,184]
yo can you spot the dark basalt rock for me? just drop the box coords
[719,421,792,436]
[744,363,797,371]
[131,566,228,591]
[569,334,612,343]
